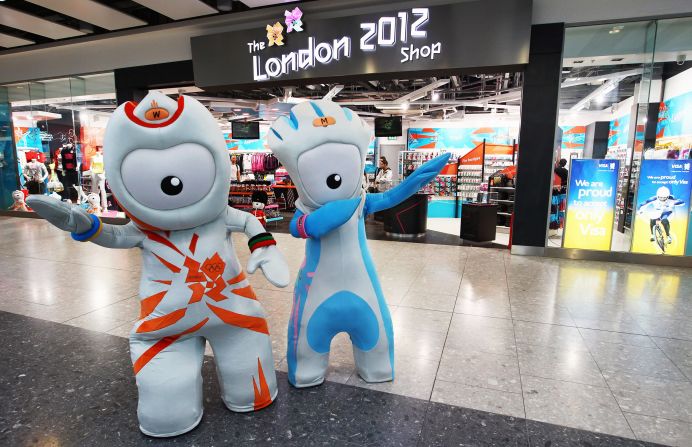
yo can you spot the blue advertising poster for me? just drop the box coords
[632,160,692,256]
[560,126,586,151]
[224,129,268,151]
[15,127,42,150]
[657,90,692,138]
[608,115,630,147]
[563,159,620,250]
[408,127,513,150]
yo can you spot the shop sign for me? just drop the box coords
[192,0,531,88]
[563,159,619,251]
[631,160,691,256]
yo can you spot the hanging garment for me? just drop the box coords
[61,145,78,171]
[264,154,280,172]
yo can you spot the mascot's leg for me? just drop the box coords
[287,319,330,388]
[129,335,205,437]
[352,308,395,383]
[206,325,277,411]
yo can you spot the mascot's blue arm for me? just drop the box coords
[365,153,451,215]
[290,197,361,239]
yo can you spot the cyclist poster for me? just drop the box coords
[563,159,619,250]
[632,160,692,255]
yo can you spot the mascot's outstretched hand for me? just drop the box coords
[27,195,94,235]
[247,244,290,287]
[365,153,450,214]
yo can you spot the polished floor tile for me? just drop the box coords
[431,379,525,419]
[521,375,635,439]
[1,216,692,446]
[517,344,606,387]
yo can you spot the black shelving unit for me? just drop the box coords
[488,186,515,227]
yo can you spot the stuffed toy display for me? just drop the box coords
[8,190,29,211]
[251,190,268,228]
[85,192,102,215]
[27,91,290,437]
[267,100,449,387]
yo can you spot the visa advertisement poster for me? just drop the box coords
[563,159,619,250]
[632,160,692,256]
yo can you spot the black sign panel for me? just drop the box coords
[192,0,531,89]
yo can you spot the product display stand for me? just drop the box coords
[460,203,498,243]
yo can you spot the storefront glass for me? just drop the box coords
[0,73,120,216]
[549,18,692,257]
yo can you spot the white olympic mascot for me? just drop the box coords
[27,91,289,437]
[267,100,449,387]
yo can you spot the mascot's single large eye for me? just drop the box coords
[161,176,183,195]
[121,143,215,210]
[296,143,361,206]
[326,174,342,189]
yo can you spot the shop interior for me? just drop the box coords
[549,18,692,257]
[3,72,525,247]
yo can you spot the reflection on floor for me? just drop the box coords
[547,226,633,252]
[1,216,691,445]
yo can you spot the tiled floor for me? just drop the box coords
[1,216,692,446]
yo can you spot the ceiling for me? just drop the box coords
[178,73,525,123]
[0,0,301,49]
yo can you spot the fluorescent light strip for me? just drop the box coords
[24,0,146,31]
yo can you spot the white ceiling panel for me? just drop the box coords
[24,0,147,31]
[132,0,217,20]
[0,32,35,48]
[0,6,86,39]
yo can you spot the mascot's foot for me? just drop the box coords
[139,412,203,438]
[221,388,279,412]
[357,371,394,384]
[289,375,325,389]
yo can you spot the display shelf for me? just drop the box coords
[399,150,463,217]
[488,185,514,227]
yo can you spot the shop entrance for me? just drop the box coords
[174,73,523,247]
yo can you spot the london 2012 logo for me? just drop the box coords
[247,7,441,82]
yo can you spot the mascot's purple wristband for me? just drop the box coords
[71,213,103,242]
[297,215,309,239]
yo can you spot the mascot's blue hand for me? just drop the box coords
[366,153,451,214]
[305,197,361,238]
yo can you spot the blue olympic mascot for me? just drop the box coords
[27,91,289,437]
[267,100,449,387]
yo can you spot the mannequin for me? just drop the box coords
[230,155,241,182]
[60,143,79,202]
[90,147,108,211]
[251,190,268,228]
[23,158,48,194]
